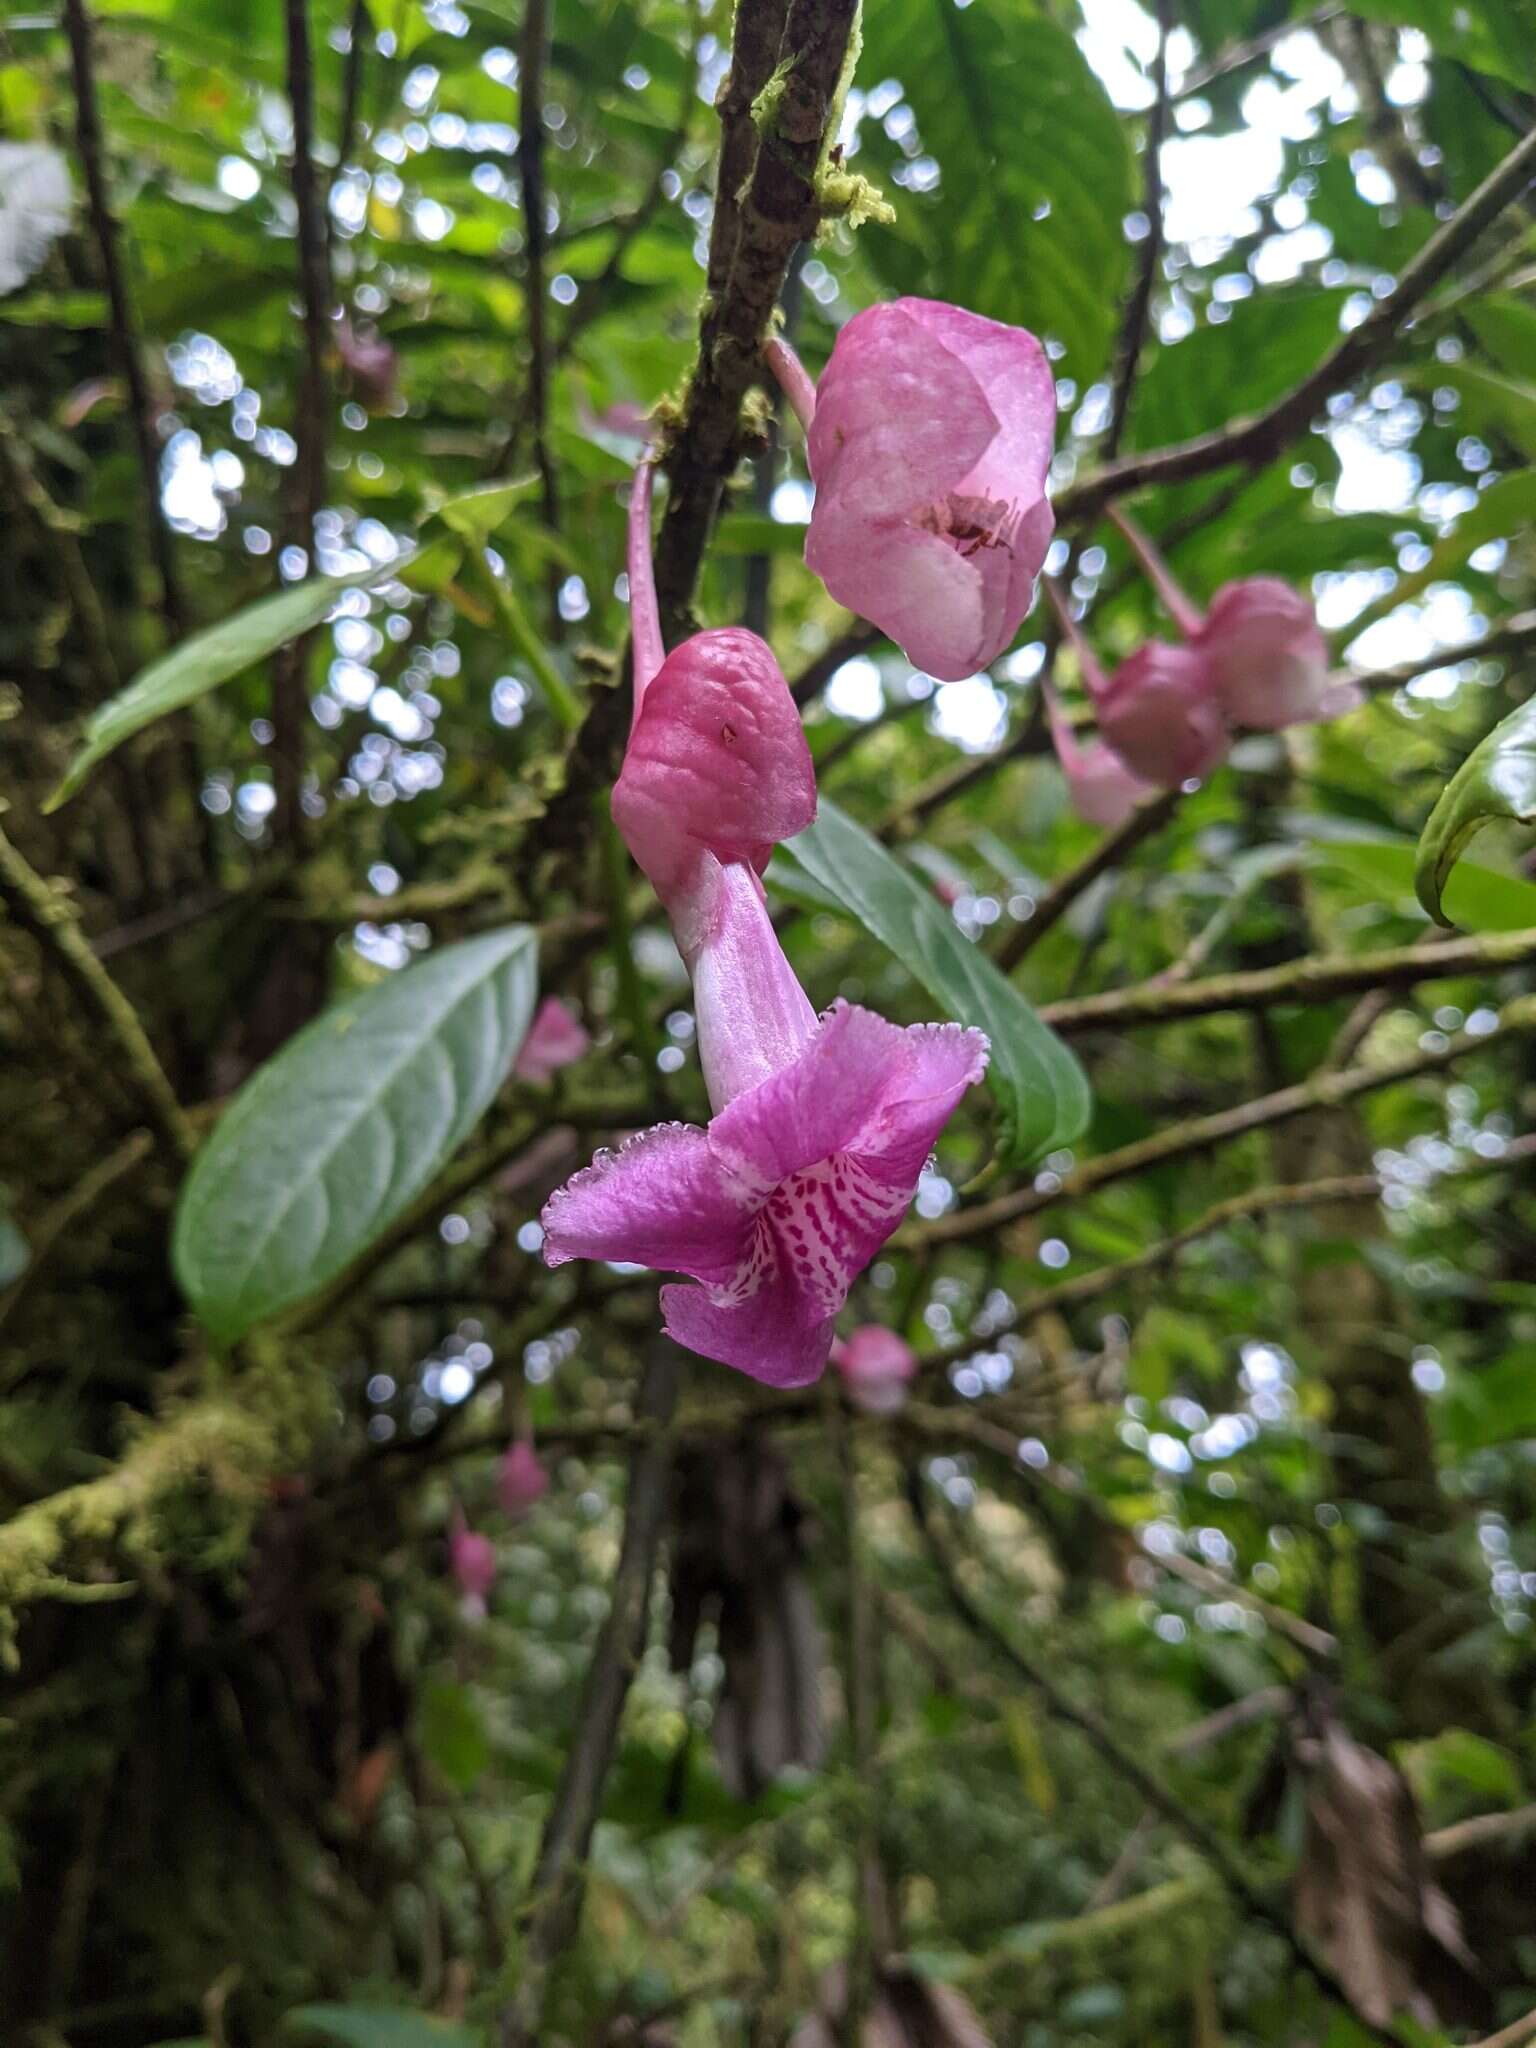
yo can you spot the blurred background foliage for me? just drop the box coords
[2,0,1536,2043]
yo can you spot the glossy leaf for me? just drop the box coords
[772,798,1090,1165]
[1414,699,1536,925]
[283,2008,477,2048]
[173,927,538,1344]
[46,556,416,810]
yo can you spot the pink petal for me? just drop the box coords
[1046,689,1154,829]
[540,1121,764,1282]
[806,301,998,520]
[1197,577,1332,729]
[690,858,818,1109]
[805,514,990,682]
[903,298,1056,513]
[612,626,816,906]
[1096,641,1230,786]
[513,996,591,1082]
[661,1274,837,1389]
[844,1018,991,1188]
[498,1440,550,1517]
[833,1326,918,1413]
[710,1000,928,1188]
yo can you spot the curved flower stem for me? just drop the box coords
[1041,576,1114,701]
[626,461,665,714]
[1105,503,1204,637]
[763,336,818,435]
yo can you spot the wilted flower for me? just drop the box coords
[832,1325,919,1413]
[540,466,988,1387]
[514,996,590,1082]
[448,1508,496,1618]
[766,298,1056,682]
[498,1437,550,1519]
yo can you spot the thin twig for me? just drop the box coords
[1103,0,1169,460]
[791,619,882,708]
[909,994,1536,1247]
[498,1342,685,2047]
[516,0,561,621]
[1174,5,1344,102]
[1038,925,1536,1035]
[995,788,1183,971]
[903,1484,1405,2044]
[0,1130,153,1357]
[276,0,333,843]
[60,0,185,637]
[0,822,193,1163]
[1058,121,1536,524]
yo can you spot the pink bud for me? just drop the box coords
[1094,641,1229,788]
[1043,684,1155,830]
[498,1438,550,1519]
[335,320,397,411]
[449,1509,496,1616]
[514,996,591,1083]
[1196,578,1332,730]
[614,465,817,925]
[832,1325,919,1413]
[772,300,1055,682]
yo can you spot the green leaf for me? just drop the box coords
[1415,699,1536,926]
[46,556,415,810]
[283,2007,477,2048]
[0,1211,29,1289]
[857,4,1132,381]
[1348,0,1536,90]
[1313,834,1536,934]
[772,798,1090,1165]
[173,927,538,1345]
[430,476,537,546]
[418,1679,490,1790]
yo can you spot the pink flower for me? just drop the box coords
[538,466,988,1387]
[514,996,591,1082]
[1094,641,1230,787]
[1196,578,1333,730]
[335,320,398,411]
[1043,682,1155,830]
[449,1508,496,1617]
[498,1438,550,1519]
[766,299,1056,683]
[1110,509,1335,731]
[1046,578,1228,789]
[832,1325,918,1413]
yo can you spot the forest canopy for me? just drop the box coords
[3,0,1536,2044]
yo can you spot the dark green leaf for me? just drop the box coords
[857,4,1132,381]
[0,1211,29,1290]
[283,2007,477,2048]
[1414,699,1536,925]
[46,556,416,810]
[772,799,1090,1165]
[173,927,538,1345]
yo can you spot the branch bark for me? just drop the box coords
[498,1341,685,2046]
[1057,121,1536,523]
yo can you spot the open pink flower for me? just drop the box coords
[1043,680,1155,829]
[832,1325,918,1414]
[1046,579,1227,789]
[539,466,988,1387]
[498,1438,550,1518]
[449,1508,496,1617]
[766,299,1055,682]
[514,996,590,1082]
[1110,509,1334,731]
